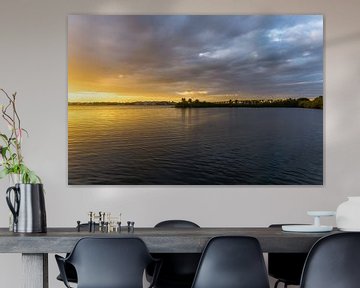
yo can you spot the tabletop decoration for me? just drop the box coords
[0,89,41,183]
[336,197,360,231]
[282,211,335,233]
[0,88,46,233]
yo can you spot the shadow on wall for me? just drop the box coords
[327,32,360,46]
[95,0,187,14]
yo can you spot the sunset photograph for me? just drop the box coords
[68,15,323,185]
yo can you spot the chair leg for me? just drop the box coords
[274,280,290,288]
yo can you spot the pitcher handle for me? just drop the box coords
[6,186,20,224]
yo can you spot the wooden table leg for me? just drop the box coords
[22,253,48,288]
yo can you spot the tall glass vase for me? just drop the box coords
[9,174,22,185]
[7,174,21,231]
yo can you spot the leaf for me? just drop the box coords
[28,171,40,184]
[0,133,8,142]
[0,168,9,179]
[18,164,41,184]
[11,165,20,174]
[1,147,8,158]
[21,173,29,184]
[21,128,29,137]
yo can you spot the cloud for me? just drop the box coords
[69,15,323,99]
[267,19,323,45]
[177,90,208,96]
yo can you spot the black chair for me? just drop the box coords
[300,232,360,288]
[268,224,308,288]
[147,220,201,288]
[56,262,77,284]
[191,236,270,288]
[154,220,200,229]
[56,223,99,284]
[55,237,160,288]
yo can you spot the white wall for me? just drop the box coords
[0,0,360,287]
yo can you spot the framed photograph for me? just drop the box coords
[68,15,323,185]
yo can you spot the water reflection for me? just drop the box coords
[68,106,323,185]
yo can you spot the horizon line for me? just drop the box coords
[68,96,323,105]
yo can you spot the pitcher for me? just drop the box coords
[6,183,47,233]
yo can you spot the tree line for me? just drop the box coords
[175,96,323,109]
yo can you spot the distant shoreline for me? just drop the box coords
[69,96,323,110]
[68,101,175,106]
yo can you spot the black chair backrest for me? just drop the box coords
[65,237,154,288]
[155,220,200,228]
[151,220,201,287]
[191,236,270,288]
[301,232,360,288]
[56,223,100,284]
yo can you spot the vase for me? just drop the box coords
[6,183,47,233]
[9,173,22,185]
[7,174,22,231]
[336,197,360,231]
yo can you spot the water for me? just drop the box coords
[68,106,323,185]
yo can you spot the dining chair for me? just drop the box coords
[300,232,360,288]
[55,237,161,288]
[268,224,308,288]
[146,220,201,288]
[56,223,99,284]
[191,236,270,288]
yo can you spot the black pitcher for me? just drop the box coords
[6,183,47,233]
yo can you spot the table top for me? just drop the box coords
[0,227,339,253]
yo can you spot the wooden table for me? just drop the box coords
[0,227,338,288]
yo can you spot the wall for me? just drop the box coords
[0,0,360,287]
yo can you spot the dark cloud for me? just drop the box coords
[69,15,323,99]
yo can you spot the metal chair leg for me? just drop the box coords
[274,280,281,288]
[274,279,290,288]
